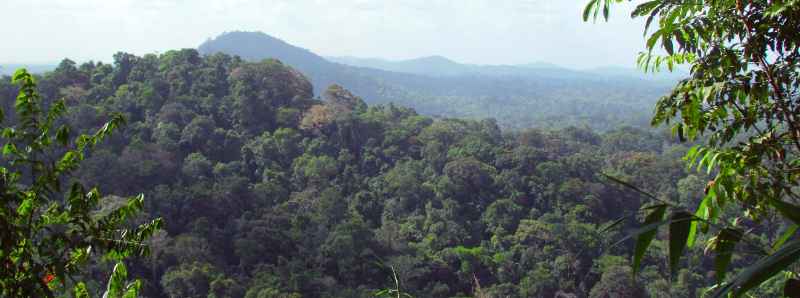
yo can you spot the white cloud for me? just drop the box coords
[0,0,648,68]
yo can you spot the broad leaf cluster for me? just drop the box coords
[585,0,800,296]
[0,69,161,297]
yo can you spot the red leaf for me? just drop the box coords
[43,273,55,284]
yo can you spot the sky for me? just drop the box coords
[0,0,648,69]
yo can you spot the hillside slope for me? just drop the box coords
[0,51,708,297]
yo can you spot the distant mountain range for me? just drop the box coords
[327,55,686,83]
[326,55,585,79]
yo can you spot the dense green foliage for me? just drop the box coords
[0,69,160,297]
[3,50,792,297]
[199,31,670,131]
[586,0,800,296]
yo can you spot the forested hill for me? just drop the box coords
[198,31,671,131]
[0,50,746,297]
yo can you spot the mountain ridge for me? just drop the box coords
[199,31,671,130]
[326,55,685,83]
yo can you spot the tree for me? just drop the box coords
[182,152,213,179]
[322,84,367,114]
[161,262,219,298]
[0,69,161,297]
[588,265,645,298]
[585,0,800,296]
[228,60,313,134]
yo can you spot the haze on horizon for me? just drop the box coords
[1,0,646,69]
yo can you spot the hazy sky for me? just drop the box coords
[0,0,647,68]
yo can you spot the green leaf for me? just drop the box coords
[583,0,599,21]
[707,152,721,174]
[612,210,673,248]
[647,29,662,50]
[714,228,741,284]
[58,151,80,172]
[11,68,29,83]
[56,125,70,146]
[631,0,661,18]
[2,143,17,155]
[600,216,628,233]
[703,188,719,231]
[104,261,129,298]
[669,211,693,277]
[766,0,798,17]
[770,199,800,225]
[17,196,34,217]
[685,145,699,162]
[633,205,667,275]
[73,282,90,298]
[1,128,15,139]
[687,195,710,248]
[123,280,142,298]
[698,150,713,171]
[663,34,674,55]
[712,239,800,298]
[772,225,799,253]
[374,289,390,297]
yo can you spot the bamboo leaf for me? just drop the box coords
[663,34,674,55]
[104,261,129,298]
[669,211,693,277]
[685,145,700,163]
[632,0,662,18]
[676,123,685,142]
[687,195,710,248]
[583,0,599,21]
[707,152,721,174]
[772,225,799,253]
[714,228,742,284]
[122,280,141,298]
[633,205,667,275]
[600,216,628,233]
[770,199,800,225]
[602,173,657,200]
[712,239,800,298]
[647,29,663,50]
